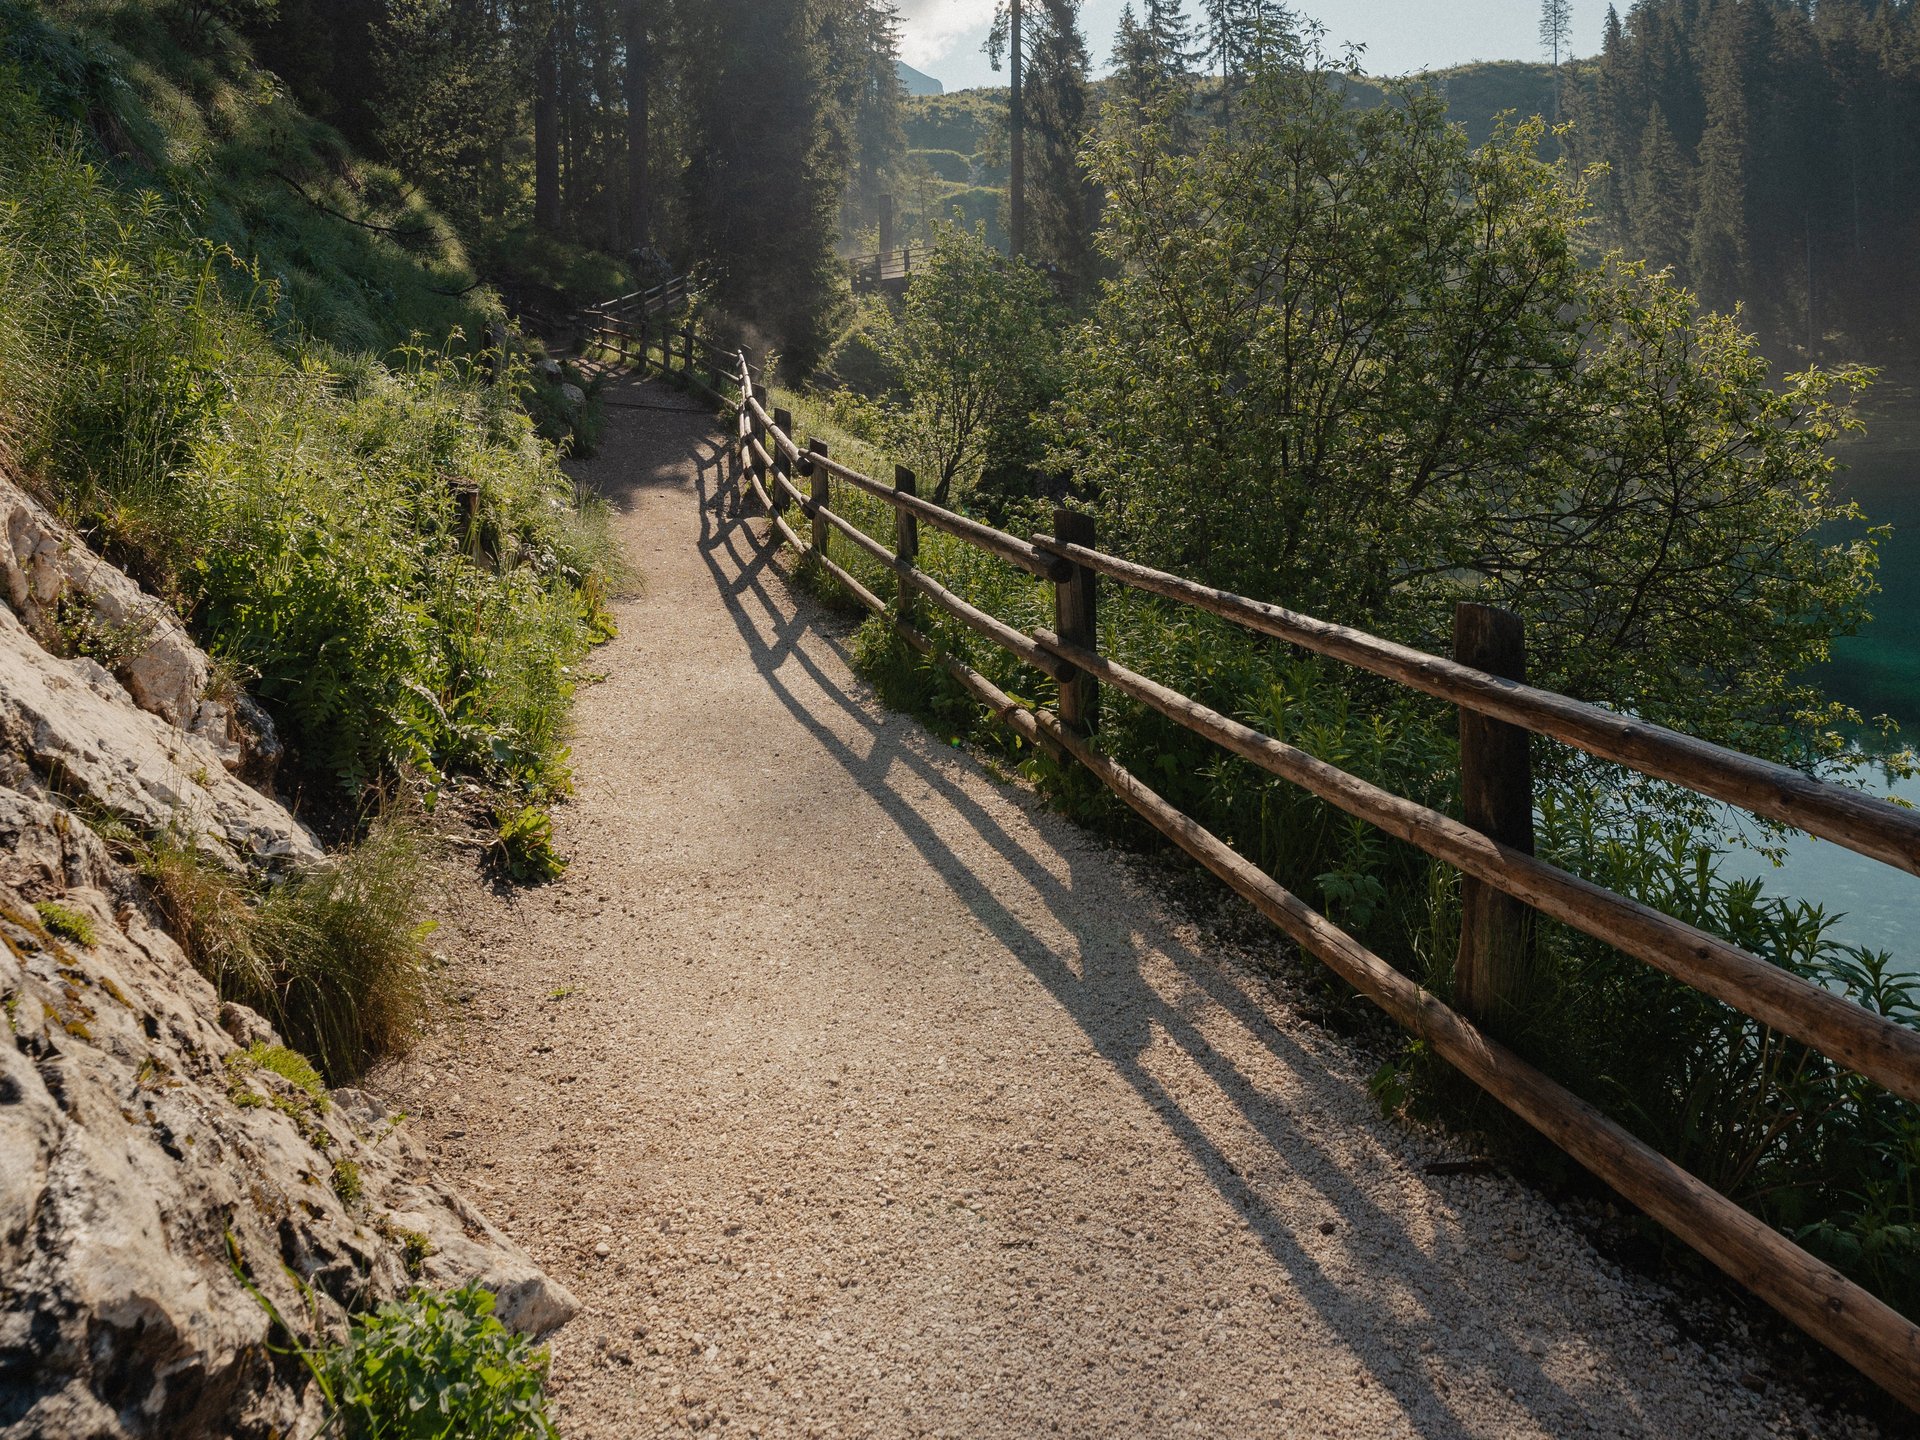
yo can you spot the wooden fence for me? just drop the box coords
[579,276,744,399]
[715,351,1920,1408]
[847,245,922,293]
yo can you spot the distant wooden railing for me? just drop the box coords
[578,276,744,399]
[719,350,1920,1409]
[847,245,921,293]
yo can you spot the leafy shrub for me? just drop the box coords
[487,806,566,886]
[319,1286,558,1440]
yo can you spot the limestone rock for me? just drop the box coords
[0,802,576,1439]
[0,472,280,786]
[560,382,587,410]
[0,604,320,872]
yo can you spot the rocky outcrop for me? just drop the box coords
[0,468,579,1437]
[0,605,321,873]
[0,797,578,1440]
[0,474,280,787]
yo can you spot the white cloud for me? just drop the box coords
[894,0,1000,70]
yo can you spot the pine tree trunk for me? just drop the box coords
[1010,0,1026,257]
[622,0,650,251]
[534,20,561,234]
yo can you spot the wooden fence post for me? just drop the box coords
[754,386,772,502]
[771,407,794,528]
[680,325,694,387]
[1454,601,1536,1026]
[808,439,830,555]
[893,466,918,614]
[1053,508,1098,733]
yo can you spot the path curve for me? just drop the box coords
[381,376,1875,1439]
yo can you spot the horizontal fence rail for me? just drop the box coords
[577,275,735,404]
[712,351,1920,1409]
[846,245,922,292]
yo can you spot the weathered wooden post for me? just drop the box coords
[680,324,695,387]
[893,466,918,615]
[771,407,794,531]
[1453,601,1536,1027]
[808,439,830,555]
[1053,508,1099,733]
[751,383,770,500]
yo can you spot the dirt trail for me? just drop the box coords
[380,375,1875,1439]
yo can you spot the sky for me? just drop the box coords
[896,1,1616,90]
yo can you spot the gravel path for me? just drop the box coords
[379,375,1877,1439]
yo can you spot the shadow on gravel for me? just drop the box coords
[577,385,1603,1434]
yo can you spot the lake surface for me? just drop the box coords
[1715,397,1920,963]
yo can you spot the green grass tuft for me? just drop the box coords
[145,811,431,1082]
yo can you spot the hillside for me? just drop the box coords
[896,61,1562,248]
[0,6,613,1433]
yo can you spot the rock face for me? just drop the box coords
[0,605,321,874]
[0,800,578,1440]
[0,473,281,788]
[0,465,315,875]
[0,469,579,1437]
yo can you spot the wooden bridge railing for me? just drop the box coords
[577,275,747,400]
[720,351,1920,1408]
[847,245,921,293]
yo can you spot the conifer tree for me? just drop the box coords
[1630,106,1693,281]
[1689,1,1754,307]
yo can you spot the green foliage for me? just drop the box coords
[144,812,431,1081]
[322,1285,558,1440]
[488,806,566,886]
[34,900,97,946]
[1501,796,1920,1314]
[0,35,616,800]
[1068,57,1877,784]
[882,223,1059,508]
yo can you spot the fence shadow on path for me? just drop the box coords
[576,385,1652,1436]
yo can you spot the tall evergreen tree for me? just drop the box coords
[1631,105,1693,280]
[1688,0,1755,307]
[1540,0,1572,121]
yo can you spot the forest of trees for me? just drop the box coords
[1567,0,1920,359]
[251,0,908,364]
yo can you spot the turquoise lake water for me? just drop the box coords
[1715,403,1920,963]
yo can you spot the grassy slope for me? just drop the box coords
[0,1,620,1074]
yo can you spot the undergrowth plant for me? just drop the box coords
[322,1285,559,1440]
[0,17,621,807]
[142,812,432,1080]
[239,1270,558,1440]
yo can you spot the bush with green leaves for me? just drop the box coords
[1069,52,1878,783]
[881,222,1060,511]
[319,1285,558,1440]
[0,26,617,802]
